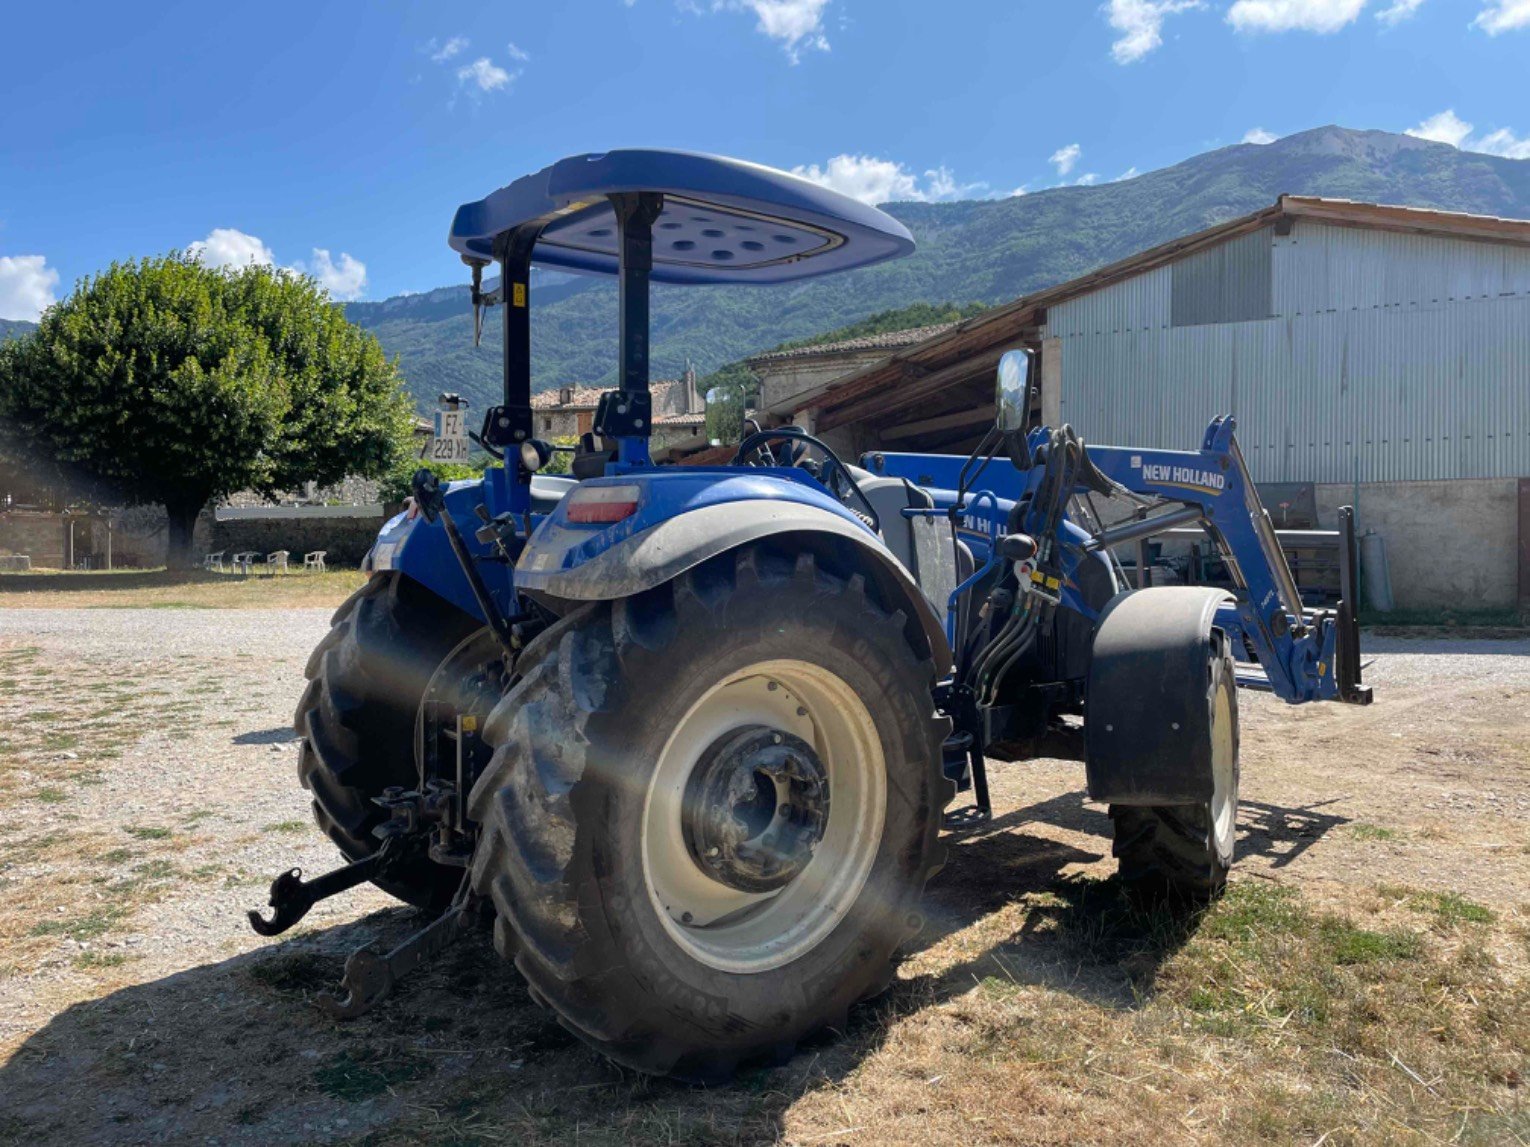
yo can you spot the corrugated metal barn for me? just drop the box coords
[760,196,1530,610]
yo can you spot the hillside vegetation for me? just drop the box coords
[8,127,1529,412]
[345,126,1530,410]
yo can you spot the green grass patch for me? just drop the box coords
[1315,917,1421,964]
[30,905,129,941]
[73,950,131,970]
[41,732,80,751]
[31,787,68,804]
[1347,823,1401,842]
[247,951,342,996]
[313,1048,433,1102]
[262,820,307,834]
[1408,890,1495,925]
[123,825,172,841]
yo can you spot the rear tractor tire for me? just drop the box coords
[294,573,480,909]
[1110,635,1240,900]
[468,546,952,1080]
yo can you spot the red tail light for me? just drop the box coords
[566,484,641,524]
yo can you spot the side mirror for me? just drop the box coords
[995,349,1034,434]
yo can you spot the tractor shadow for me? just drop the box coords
[0,789,1348,1144]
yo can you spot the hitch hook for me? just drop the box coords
[246,845,390,937]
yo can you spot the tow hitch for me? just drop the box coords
[248,786,483,1018]
[247,837,405,937]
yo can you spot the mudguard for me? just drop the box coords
[517,500,953,674]
[1084,587,1232,806]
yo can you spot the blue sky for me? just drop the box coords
[1,0,1526,318]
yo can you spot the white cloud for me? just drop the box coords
[1407,109,1474,147]
[428,36,469,62]
[1376,0,1425,23]
[457,58,512,92]
[1243,127,1279,144]
[790,154,981,204]
[1049,143,1082,177]
[742,0,831,60]
[1406,109,1530,158]
[187,227,276,270]
[683,1,831,62]
[1106,0,1204,63]
[187,229,368,299]
[506,41,530,62]
[1076,173,1100,186]
[1474,0,1530,32]
[298,249,368,301]
[1474,126,1530,159]
[0,255,59,321]
[1227,0,1366,34]
[1115,167,1141,181]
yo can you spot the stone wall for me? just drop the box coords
[210,511,386,567]
[0,507,212,569]
[1315,478,1522,611]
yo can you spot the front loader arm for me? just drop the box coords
[1075,416,1371,706]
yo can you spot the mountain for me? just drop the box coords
[0,319,36,342]
[13,127,1530,410]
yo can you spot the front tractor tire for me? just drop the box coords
[1110,635,1240,900]
[468,546,951,1080]
[294,573,479,909]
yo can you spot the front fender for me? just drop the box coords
[519,500,953,674]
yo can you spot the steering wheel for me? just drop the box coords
[733,428,881,533]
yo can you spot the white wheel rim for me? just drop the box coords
[641,659,886,974]
[1209,681,1236,855]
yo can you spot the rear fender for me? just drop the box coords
[1084,587,1232,805]
[517,500,953,673]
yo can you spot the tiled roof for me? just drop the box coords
[531,378,691,411]
[653,411,707,426]
[531,385,606,410]
[748,322,961,364]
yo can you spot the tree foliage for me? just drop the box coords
[0,253,416,565]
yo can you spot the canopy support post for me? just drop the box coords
[600,192,663,468]
[494,223,540,513]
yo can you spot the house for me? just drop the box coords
[753,196,1530,611]
[531,369,707,449]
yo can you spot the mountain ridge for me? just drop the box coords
[343,125,1530,409]
[7,127,1528,409]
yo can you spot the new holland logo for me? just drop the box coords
[1139,463,1226,493]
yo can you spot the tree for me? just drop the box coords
[0,254,416,567]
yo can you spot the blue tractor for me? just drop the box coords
[252,150,1371,1080]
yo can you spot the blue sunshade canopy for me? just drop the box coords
[448,149,914,285]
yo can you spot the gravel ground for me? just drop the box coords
[0,609,1525,1145]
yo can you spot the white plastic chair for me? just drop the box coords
[231,551,258,574]
[266,550,290,575]
[202,551,226,572]
[303,550,327,573]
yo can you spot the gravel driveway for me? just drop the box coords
[0,609,1525,1144]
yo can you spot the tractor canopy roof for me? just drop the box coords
[448,149,914,285]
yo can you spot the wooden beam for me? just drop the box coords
[818,347,1007,432]
[879,407,995,441]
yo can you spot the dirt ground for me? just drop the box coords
[0,605,1524,1146]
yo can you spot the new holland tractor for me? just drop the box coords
[250,149,1371,1081]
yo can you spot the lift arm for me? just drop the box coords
[1050,416,1371,705]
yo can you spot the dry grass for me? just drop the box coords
[1,619,1525,1145]
[0,568,366,609]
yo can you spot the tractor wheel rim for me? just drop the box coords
[1209,681,1236,856]
[642,658,887,974]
